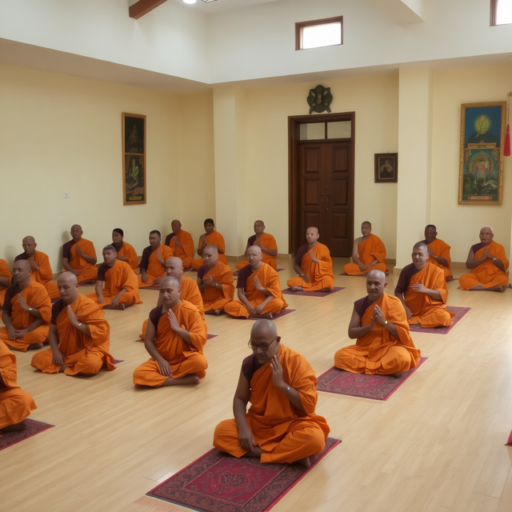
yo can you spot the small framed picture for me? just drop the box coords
[374,153,398,183]
[122,113,146,205]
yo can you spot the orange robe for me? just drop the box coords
[63,238,98,283]
[459,241,509,290]
[133,299,208,386]
[199,262,235,312]
[191,231,228,269]
[426,238,452,279]
[86,260,142,308]
[343,234,388,275]
[287,243,334,291]
[0,340,37,431]
[138,245,174,288]
[116,242,139,271]
[0,259,12,308]
[15,251,59,298]
[168,230,195,269]
[0,282,51,352]
[399,263,454,328]
[31,294,115,376]
[213,344,330,464]
[224,263,288,318]
[335,293,421,375]
[140,276,204,339]
[236,233,278,271]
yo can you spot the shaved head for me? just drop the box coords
[22,236,35,244]
[413,242,428,252]
[247,245,263,268]
[479,226,494,246]
[160,275,180,288]
[367,269,386,282]
[57,272,79,303]
[250,319,281,363]
[71,224,82,231]
[366,268,387,299]
[204,244,219,254]
[22,236,37,255]
[12,259,32,286]
[481,226,494,234]
[166,257,184,280]
[14,260,31,272]
[58,272,78,285]
[247,245,262,256]
[251,319,277,339]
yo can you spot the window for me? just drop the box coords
[296,17,343,51]
[491,0,512,26]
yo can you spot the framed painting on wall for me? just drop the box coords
[458,102,505,206]
[374,153,398,183]
[122,113,146,205]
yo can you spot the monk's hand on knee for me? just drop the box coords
[303,274,311,283]
[157,358,172,377]
[14,328,29,339]
[239,427,256,452]
[98,295,105,304]
[7,324,17,340]
[52,349,65,367]
[255,304,265,314]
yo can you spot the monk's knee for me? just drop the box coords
[213,419,238,449]
[302,428,325,455]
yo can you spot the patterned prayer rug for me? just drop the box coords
[145,437,340,512]
[233,268,285,277]
[0,419,54,451]
[282,287,344,298]
[316,357,428,401]
[236,309,296,321]
[408,307,470,335]
[135,334,218,343]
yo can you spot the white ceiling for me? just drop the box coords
[170,0,282,14]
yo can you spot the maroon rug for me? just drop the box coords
[0,419,54,451]
[234,268,284,277]
[282,287,344,298]
[506,431,512,446]
[409,306,470,335]
[77,280,96,287]
[339,273,389,276]
[317,357,428,401]
[145,437,340,512]
[135,334,218,343]
[232,309,296,321]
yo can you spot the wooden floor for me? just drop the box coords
[2,258,512,512]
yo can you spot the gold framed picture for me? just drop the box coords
[122,113,146,205]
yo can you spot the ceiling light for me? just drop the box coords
[183,0,196,4]
[201,0,218,3]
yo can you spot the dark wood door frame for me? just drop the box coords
[288,112,355,255]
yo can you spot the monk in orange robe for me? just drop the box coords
[225,247,287,319]
[133,276,208,387]
[31,273,115,376]
[191,218,228,269]
[459,227,509,292]
[420,225,452,280]
[0,260,51,352]
[236,221,278,271]
[214,320,329,466]
[395,243,454,328]
[112,228,138,271]
[15,236,59,298]
[287,227,334,292]
[0,258,12,308]
[138,230,174,288]
[335,270,421,376]
[198,245,235,315]
[0,340,37,433]
[139,257,204,340]
[62,225,98,283]
[165,220,195,269]
[86,245,142,310]
[343,222,388,276]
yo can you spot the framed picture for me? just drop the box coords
[122,113,146,205]
[374,153,398,183]
[458,102,505,206]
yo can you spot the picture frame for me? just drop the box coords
[458,102,505,206]
[122,113,146,205]
[374,153,398,183]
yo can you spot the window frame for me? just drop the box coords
[295,16,344,51]
[490,0,511,26]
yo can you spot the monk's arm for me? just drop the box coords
[351,239,362,266]
[233,371,256,451]
[78,249,97,266]
[48,324,65,365]
[382,320,399,338]
[95,281,104,301]
[2,311,14,333]
[62,258,78,274]
[347,308,373,339]
[237,289,253,311]
[0,276,10,288]
[492,258,506,271]
[465,249,486,269]
[261,246,277,257]
[254,278,274,298]
[394,292,412,319]
[431,253,448,268]
[143,321,171,376]
[197,236,207,257]
[419,287,443,301]
[116,254,129,263]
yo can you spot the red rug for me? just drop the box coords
[282,287,344,297]
[506,431,512,446]
[77,280,96,287]
[135,334,218,343]
[409,307,470,335]
[234,268,284,277]
[145,437,340,512]
[0,419,54,451]
[234,309,295,321]
[316,357,428,401]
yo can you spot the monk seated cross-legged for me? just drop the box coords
[287,227,334,292]
[421,224,452,281]
[86,245,142,310]
[15,236,59,298]
[335,270,421,377]
[214,320,330,466]
[224,246,287,319]
[139,257,204,340]
[0,258,12,308]
[133,277,208,387]
[198,245,235,315]
[395,243,454,328]
[191,218,228,270]
[165,220,195,270]
[138,230,174,288]
[0,260,51,352]
[112,228,139,272]
[31,273,115,376]
[236,220,278,271]
[343,221,388,276]
[62,224,98,283]
[0,340,37,434]
[459,227,509,292]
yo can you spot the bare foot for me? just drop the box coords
[0,421,27,433]
[162,374,201,386]
[59,365,66,373]
[245,447,263,458]
[296,456,311,468]
[27,343,44,350]
[214,310,222,316]
[258,313,273,319]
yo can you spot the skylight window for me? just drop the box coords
[491,0,512,25]
[296,17,343,51]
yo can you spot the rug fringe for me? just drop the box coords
[133,496,187,512]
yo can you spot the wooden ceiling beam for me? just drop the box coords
[129,0,168,20]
